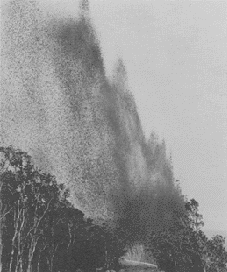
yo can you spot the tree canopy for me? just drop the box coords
[0,146,126,272]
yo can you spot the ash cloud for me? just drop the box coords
[0,0,185,245]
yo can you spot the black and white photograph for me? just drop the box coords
[0,1,227,271]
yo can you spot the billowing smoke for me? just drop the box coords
[0,0,185,246]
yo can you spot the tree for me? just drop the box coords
[184,198,204,231]
[0,146,127,272]
[204,235,227,272]
[147,228,205,272]
[145,197,207,272]
[0,147,70,272]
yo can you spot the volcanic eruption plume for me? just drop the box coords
[0,0,185,247]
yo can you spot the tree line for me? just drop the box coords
[145,197,227,272]
[0,146,226,272]
[0,147,126,272]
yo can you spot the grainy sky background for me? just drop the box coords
[5,0,227,234]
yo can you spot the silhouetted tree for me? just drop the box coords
[184,198,204,231]
[0,146,126,272]
[204,235,227,272]
[145,197,208,272]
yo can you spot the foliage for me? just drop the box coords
[204,235,227,272]
[145,194,227,272]
[0,146,126,272]
[1,143,226,272]
[184,198,204,231]
[147,228,204,272]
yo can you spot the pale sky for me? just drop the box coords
[87,0,227,233]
